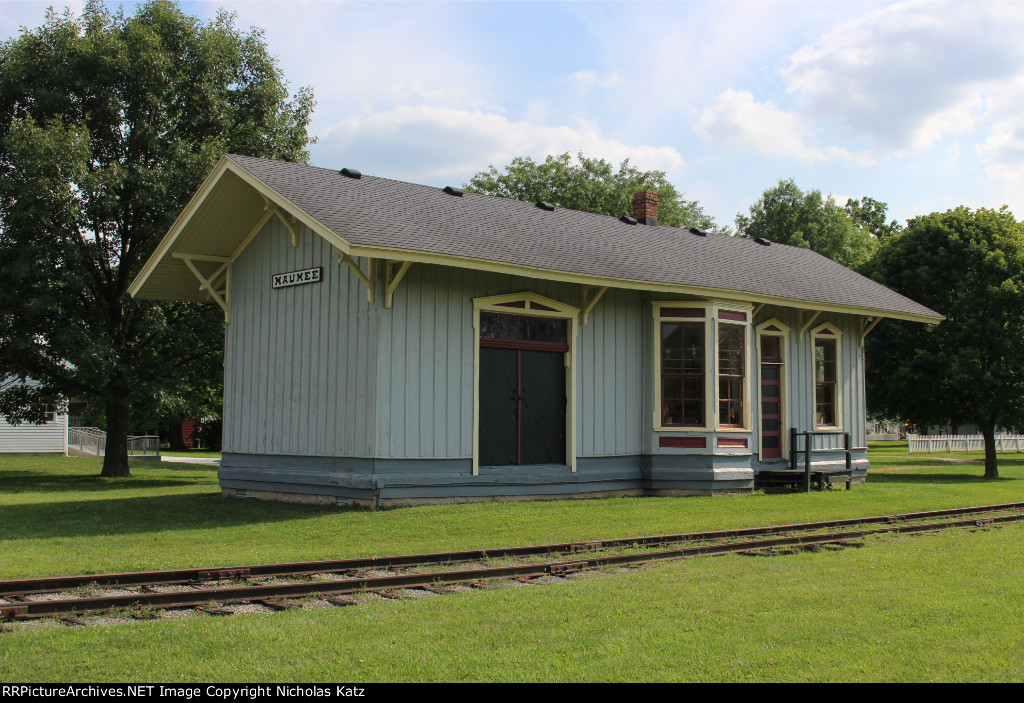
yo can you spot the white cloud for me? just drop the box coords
[566,70,620,90]
[782,0,1024,150]
[696,89,874,165]
[314,105,685,184]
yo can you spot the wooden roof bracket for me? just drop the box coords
[752,303,765,318]
[797,310,822,341]
[261,195,300,247]
[172,253,231,322]
[338,250,375,304]
[581,285,607,326]
[860,316,882,347]
[385,260,412,309]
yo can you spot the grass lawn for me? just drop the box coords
[1,446,1023,682]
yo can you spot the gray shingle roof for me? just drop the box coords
[226,154,941,321]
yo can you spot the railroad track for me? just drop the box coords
[3,502,1023,624]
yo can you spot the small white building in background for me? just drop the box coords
[0,378,68,455]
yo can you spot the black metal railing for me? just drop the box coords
[789,428,852,492]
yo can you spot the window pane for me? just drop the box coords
[683,401,703,426]
[718,323,745,427]
[661,321,705,426]
[683,326,704,372]
[662,399,683,426]
[761,366,779,381]
[719,377,743,425]
[683,377,704,402]
[814,337,837,426]
[760,335,781,361]
[480,312,566,343]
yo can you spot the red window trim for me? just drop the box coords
[660,320,705,428]
[719,310,747,322]
[480,337,569,353]
[660,307,705,318]
[717,437,748,448]
[660,436,707,449]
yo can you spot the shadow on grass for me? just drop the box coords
[0,492,349,540]
[0,466,218,494]
[868,471,1017,484]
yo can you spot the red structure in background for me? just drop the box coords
[180,419,196,448]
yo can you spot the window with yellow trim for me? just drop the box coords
[717,323,745,427]
[660,319,705,427]
[653,303,751,431]
[810,322,842,428]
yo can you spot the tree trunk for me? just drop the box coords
[979,421,999,479]
[101,397,131,477]
[167,421,188,451]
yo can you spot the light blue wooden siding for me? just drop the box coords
[752,305,866,450]
[223,222,868,463]
[374,265,645,459]
[579,287,645,457]
[224,219,379,457]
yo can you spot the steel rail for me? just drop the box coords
[2,501,1023,598]
[3,511,1023,621]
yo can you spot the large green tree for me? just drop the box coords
[0,1,315,476]
[735,178,876,268]
[863,206,1024,478]
[845,196,902,243]
[465,152,723,232]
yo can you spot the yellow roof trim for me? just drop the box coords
[347,244,944,324]
[129,156,353,299]
[130,157,942,325]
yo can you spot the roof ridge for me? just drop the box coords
[225,153,791,248]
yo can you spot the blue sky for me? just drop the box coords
[3,0,1023,231]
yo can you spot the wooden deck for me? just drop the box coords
[756,468,853,492]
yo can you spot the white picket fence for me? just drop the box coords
[907,433,1024,454]
[866,433,900,441]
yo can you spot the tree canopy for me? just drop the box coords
[862,206,1024,478]
[735,178,876,268]
[845,196,902,243]
[0,0,315,476]
[464,152,723,233]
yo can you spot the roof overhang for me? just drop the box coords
[129,155,352,302]
[341,243,944,325]
[130,156,944,326]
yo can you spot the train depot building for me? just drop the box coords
[130,155,942,506]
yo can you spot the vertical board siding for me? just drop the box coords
[224,220,378,457]
[375,266,645,459]
[224,229,868,463]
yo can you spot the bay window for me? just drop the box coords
[654,303,751,431]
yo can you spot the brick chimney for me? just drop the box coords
[632,190,658,225]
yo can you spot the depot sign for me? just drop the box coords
[272,267,322,289]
